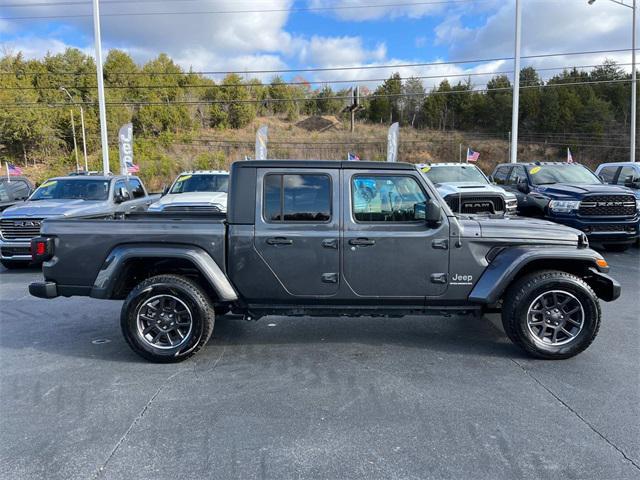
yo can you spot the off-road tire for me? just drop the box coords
[502,270,601,360]
[121,275,215,363]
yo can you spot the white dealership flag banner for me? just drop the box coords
[118,123,134,175]
[386,122,399,162]
[567,148,574,163]
[255,125,268,160]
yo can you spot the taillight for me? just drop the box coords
[31,237,54,263]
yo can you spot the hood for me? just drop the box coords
[436,182,516,199]
[0,199,106,218]
[150,191,228,209]
[476,216,581,243]
[533,183,635,199]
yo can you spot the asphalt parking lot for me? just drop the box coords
[1,250,639,480]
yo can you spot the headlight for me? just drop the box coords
[549,200,580,213]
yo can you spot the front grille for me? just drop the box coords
[587,224,635,233]
[0,218,43,240]
[1,246,31,257]
[446,195,506,214]
[579,195,636,217]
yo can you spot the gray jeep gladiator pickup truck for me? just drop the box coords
[29,160,620,363]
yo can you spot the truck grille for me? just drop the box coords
[579,195,636,217]
[446,195,506,214]
[0,218,43,240]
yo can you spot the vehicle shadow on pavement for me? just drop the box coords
[0,303,526,364]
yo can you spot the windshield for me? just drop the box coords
[170,174,229,194]
[527,165,601,185]
[422,165,489,185]
[30,179,110,201]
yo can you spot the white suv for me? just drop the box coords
[149,170,229,213]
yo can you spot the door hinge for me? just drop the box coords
[430,273,448,284]
[432,239,449,250]
[321,273,339,284]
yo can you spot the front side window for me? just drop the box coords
[598,166,618,184]
[264,174,331,222]
[128,178,146,198]
[617,166,638,185]
[508,166,527,184]
[493,167,510,185]
[352,175,427,222]
[30,179,110,201]
[114,180,131,201]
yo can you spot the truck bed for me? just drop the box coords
[40,211,227,289]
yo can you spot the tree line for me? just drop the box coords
[0,48,635,169]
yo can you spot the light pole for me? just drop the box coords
[60,87,88,171]
[60,87,79,172]
[510,0,522,163]
[92,0,110,173]
[589,0,636,162]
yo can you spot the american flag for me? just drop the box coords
[466,148,480,163]
[347,152,360,161]
[567,148,574,164]
[125,160,140,173]
[7,163,23,176]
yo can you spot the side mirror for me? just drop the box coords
[114,187,128,203]
[487,175,495,184]
[517,180,530,194]
[623,175,640,189]
[162,184,169,196]
[598,174,607,183]
[416,199,441,224]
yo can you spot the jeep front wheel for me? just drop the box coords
[502,270,601,359]
[120,275,215,363]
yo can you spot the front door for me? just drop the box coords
[253,168,340,298]
[342,170,450,299]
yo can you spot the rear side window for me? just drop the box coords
[263,174,331,222]
[599,166,618,184]
[493,167,510,185]
[128,178,146,198]
[352,175,427,222]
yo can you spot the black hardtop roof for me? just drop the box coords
[233,160,417,170]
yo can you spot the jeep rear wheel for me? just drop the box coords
[502,270,601,360]
[121,275,215,363]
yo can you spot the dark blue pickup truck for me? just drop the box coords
[491,162,640,251]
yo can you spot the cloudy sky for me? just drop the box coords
[0,0,635,89]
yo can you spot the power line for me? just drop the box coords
[1,48,633,77]
[0,78,632,108]
[0,0,477,19]
[1,63,632,91]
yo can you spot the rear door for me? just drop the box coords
[253,168,340,298]
[342,169,450,299]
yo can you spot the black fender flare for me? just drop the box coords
[468,246,618,304]
[90,244,238,301]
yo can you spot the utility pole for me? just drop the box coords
[510,0,522,163]
[92,0,110,173]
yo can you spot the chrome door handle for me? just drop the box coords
[349,238,375,246]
